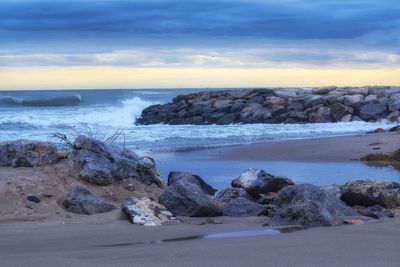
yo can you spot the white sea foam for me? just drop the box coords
[0,97,154,128]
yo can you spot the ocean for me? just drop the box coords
[0,88,396,150]
[1,88,399,188]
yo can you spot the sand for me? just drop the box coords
[216,132,400,162]
[0,160,162,223]
[1,217,400,267]
[1,132,400,266]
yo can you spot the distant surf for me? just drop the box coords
[0,95,82,107]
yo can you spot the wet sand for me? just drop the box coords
[215,132,400,162]
[1,216,400,267]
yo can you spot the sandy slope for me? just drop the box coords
[0,160,162,223]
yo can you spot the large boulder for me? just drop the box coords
[232,168,294,196]
[340,180,400,209]
[159,172,222,217]
[222,197,268,217]
[0,140,59,167]
[330,103,354,122]
[167,172,216,195]
[122,197,176,226]
[343,94,364,107]
[69,136,162,186]
[308,107,332,123]
[359,103,387,121]
[265,184,357,227]
[63,187,117,215]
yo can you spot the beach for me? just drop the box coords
[215,131,400,162]
[1,132,400,266]
[1,208,399,267]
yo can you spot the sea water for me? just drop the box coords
[0,88,398,187]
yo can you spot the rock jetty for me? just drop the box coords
[136,86,400,125]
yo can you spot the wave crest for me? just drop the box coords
[0,95,82,107]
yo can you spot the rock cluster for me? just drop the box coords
[159,168,400,227]
[137,87,400,125]
[69,136,163,186]
[0,140,59,167]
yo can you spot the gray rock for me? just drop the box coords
[213,99,232,110]
[69,136,161,186]
[232,168,294,195]
[281,111,308,123]
[308,107,332,123]
[312,87,335,95]
[122,197,176,226]
[364,95,378,102]
[359,103,387,121]
[265,184,357,227]
[222,197,268,217]
[343,94,364,107]
[304,95,324,108]
[287,102,303,111]
[63,187,117,215]
[348,87,370,95]
[167,171,216,195]
[264,96,286,106]
[136,157,163,186]
[159,172,222,217]
[389,93,400,112]
[355,205,394,219]
[340,180,400,209]
[0,140,58,167]
[330,103,354,122]
[214,187,255,203]
[27,195,41,203]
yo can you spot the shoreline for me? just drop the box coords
[209,132,399,162]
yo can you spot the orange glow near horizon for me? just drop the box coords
[0,66,399,90]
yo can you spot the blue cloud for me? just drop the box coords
[0,0,399,67]
[1,0,399,40]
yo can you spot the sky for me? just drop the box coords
[0,0,399,89]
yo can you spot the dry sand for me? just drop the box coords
[1,132,400,266]
[0,160,162,223]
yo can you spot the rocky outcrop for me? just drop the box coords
[158,172,222,217]
[340,180,400,209]
[264,184,357,227]
[68,136,163,186]
[0,140,59,167]
[63,187,117,215]
[232,168,294,196]
[122,197,177,226]
[136,87,399,125]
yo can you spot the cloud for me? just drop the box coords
[1,0,399,40]
[0,0,399,68]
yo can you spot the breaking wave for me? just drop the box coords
[0,95,82,107]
